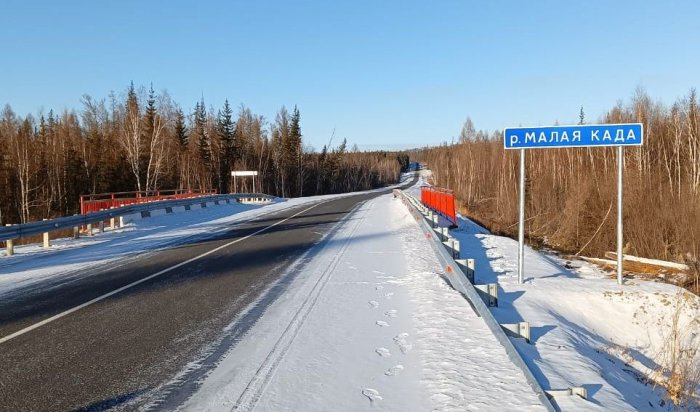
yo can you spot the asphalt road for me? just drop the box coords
[0,178,415,411]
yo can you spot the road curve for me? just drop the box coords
[0,179,415,411]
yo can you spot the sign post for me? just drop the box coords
[617,146,624,285]
[231,171,259,193]
[503,123,643,285]
[518,149,525,285]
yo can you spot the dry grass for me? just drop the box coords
[651,291,700,409]
[413,89,700,297]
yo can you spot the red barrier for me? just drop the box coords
[80,189,217,215]
[420,186,457,227]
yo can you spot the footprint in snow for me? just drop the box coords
[393,333,412,354]
[385,292,394,299]
[375,347,391,357]
[368,300,379,308]
[375,285,384,291]
[362,388,383,405]
[376,320,390,327]
[384,364,404,376]
[384,309,398,318]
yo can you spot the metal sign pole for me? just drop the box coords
[518,148,525,284]
[617,146,624,285]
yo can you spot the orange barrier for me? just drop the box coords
[420,186,457,227]
[80,189,217,214]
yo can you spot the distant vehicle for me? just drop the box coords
[408,162,421,172]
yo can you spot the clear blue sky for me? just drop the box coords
[1,0,698,151]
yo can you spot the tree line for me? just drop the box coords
[0,83,403,224]
[413,88,700,292]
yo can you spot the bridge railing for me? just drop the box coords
[420,186,457,227]
[1,193,274,255]
[80,189,218,215]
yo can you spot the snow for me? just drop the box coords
[449,205,700,411]
[408,169,699,409]
[2,169,697,411]
[181,189,547,411]
[583,255,690,273]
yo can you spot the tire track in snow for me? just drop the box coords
[233,200,372,412]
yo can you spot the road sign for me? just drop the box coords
[504,123,643,149]
[503,123,643,286]
[231,171,258,176]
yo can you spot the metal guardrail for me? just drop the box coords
[394,189,555,411]
[0,193,275,243]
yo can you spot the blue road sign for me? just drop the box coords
[504,123,643,149]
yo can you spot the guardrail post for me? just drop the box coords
[42,219,50,248]
[441,227,449,241]
[443,238,460,259]
[99,221,105,233]
[433,227,443,241]
[5,225,13,256]
[500,321,530,343]
[475,283,498,307]
[455,259,474,283]
[110,217,116,230]
[571,387,588,399]
[119,216,125,227]
[545,387,588,400]
[73,226,79,239]
[87,223,93,236]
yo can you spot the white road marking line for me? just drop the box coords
[0,202,324,345]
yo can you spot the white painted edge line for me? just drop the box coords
[0,201,325,345]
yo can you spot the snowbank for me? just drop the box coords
[450,213,700,410]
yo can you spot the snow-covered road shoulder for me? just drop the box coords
[183,192,548,411]
[450,215,700,411]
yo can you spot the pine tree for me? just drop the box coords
[174,108,188,148]
[173,107,189,191]
[579,106,585,125]
[217,99,235,193]
[195,100,210,165]
[288,106,303,196]
[193,99,212,190]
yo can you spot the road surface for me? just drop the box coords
[0,179,414,411]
